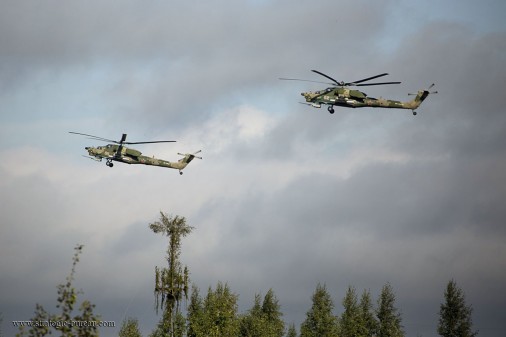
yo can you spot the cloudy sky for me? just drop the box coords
[1,0,505,336]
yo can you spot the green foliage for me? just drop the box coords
[300,283,338,337]
[240,289,285,337]
[359,289,377,337]
[187,282,242,336]
[239,294,263,337]
[262,289,285,337]
[339,286,363,337]
[286,323,298,337]
[148,314,185,337]
[437,279,478,337]
[186,285,206,337]
[376,283,403,337]
[201,282,240,337]
[150,212,193,336]
[339,287,379,337]
[172,312,186,337]
[16,244,100,337]
[119,317,142,337]
[147,326,164,337]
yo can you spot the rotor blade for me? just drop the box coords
[123,140,176,145]
[350,73,389,85]
[311,70,340,85]
[119,133,127,144]
[355,81,401,87]
[279,78,336,86]
[69,132,118,143]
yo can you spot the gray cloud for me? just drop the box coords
[1,1,505,336]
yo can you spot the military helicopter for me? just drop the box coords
[69,132,201,175]
[280,70,436,115]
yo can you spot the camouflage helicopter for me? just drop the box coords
[280,70,436,115]
[69,132,201,175]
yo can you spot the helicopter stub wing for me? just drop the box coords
[82,155,102,162]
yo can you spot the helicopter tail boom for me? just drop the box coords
[402,90,427,110]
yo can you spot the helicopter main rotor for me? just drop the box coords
[69,132,176,145]
[280,70,401,87]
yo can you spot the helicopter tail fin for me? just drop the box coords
[405,84,437,111]
[174,150,202,175]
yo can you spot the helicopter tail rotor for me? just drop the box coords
[177,150,203,160]
[408,83,438,96]
[175,150,202,175]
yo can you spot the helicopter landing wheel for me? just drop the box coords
[328,106,335,114]
[106,161,113,167]
[179,171,183,175]
[413,111,417,116]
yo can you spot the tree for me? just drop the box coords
[16,244,101,337]
[119,317,142,337]
[376,283,403,337]
[150,212,194,336]
[239,294,264,337]
[286,323,298,337]
[202,282,240,337]
[300,283,338,337]
[240,289,285,337]
[359,289,377,337]
[186,285,206,337]
[339,286,363,337]
[261,289,285,337]
[172,312,186,337]
[437,279,478,337]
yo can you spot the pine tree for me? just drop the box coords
[187,285,206,337]
[150,212,193,336]
[239,289,285,337]
[376,283,403,337]
[239,294,264,337]
[286,323,298,337]
[172,312,186,337]
[437,279,478,337]
[202,282,240,337]
[119,317,142,337]
[359,289,377,337]
[339,286,363,337]
[262,289,285,337]
[300,283,338,337]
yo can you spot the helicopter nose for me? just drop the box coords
[301,92,311,101]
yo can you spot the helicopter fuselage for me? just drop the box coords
[301,86,426,111]
[85,144,194,170]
